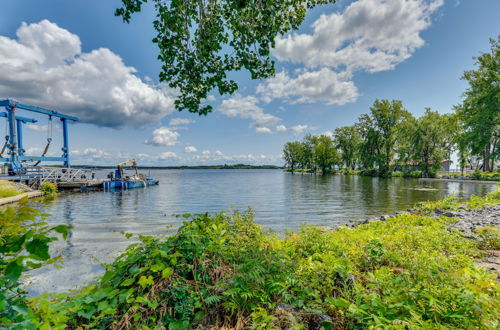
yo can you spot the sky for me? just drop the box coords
[0,0,498,166]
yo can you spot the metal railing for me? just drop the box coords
[26,166,95,188]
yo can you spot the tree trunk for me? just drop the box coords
[483,144,491,172]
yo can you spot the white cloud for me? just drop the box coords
[71,147,111,159]
[159,151,177,159]
[202,150,210,156]
[273,0,443,72]
[219,94,280,131]
[276,125,287,133]
[290,125,310,135]
[215,150,224,156]
[169,118,195,126]
[25,123,61,132]
[256,0,443,106]
[0,20,175,128]
[184,146,198,153]
[144,127,180,147]
[257,69,358,105]
[255,127,272,134]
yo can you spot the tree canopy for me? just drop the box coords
[455,36,499,171]
[116,0,336,115]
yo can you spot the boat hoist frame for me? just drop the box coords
[0,99,79,174]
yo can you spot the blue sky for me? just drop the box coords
[0,0,498,166]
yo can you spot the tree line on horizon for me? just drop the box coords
[283,37,499,178]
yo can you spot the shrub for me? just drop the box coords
[475,226,500,250]
[0,199,69,328]
[404,170,423,178]
[391,171,404,177]
[40,182,57,196]
[31,208,500,329]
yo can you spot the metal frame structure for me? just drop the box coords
[0,99,79,174]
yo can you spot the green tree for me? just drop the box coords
[334,126,361,170]
[409,109,449,178]
[357,99,410,175]
[298,134,318,171]
[116,0,336,115]
[282,141,302,172]
[455,36,500,172]
[313,135,339,174]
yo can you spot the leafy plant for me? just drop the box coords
[40,182,57,196]
[30,200,500,329]
[0,198,69,328]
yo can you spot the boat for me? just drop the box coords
[102,159,159,190]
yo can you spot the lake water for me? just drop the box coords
[26,169,496,294]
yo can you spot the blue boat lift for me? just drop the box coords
[0,99,78,175]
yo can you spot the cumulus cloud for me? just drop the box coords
[290,125,310,135]
[255,127,272,134]
[184,146,198,153]
[255,0,443,106]
[71,147,111,159]
[273,0,443,72]
[276,125,287,133]
[202,150,210,156]
[0,20,175,127]
[144,127,180,147]
[169,118,195,126]
[219,94,281,131]
[159,151,177,159]
[25,123,61,132]
[257,69,358,105]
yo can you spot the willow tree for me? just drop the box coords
[115,0,336,115]
[456,36,499,172]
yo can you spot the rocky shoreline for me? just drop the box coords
[349,203,500,278]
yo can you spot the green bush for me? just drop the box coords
[40,182,57,196]
[391,171,404,177]
[475,226,500,250]
[403,170,422,178]
[31,208,500,329]
[0,198,69,328]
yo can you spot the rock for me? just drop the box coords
[443,212,456,217]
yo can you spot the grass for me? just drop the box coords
[0,180,23,198]
[26,193,500,329]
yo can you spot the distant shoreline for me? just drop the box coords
[68,164,283,170]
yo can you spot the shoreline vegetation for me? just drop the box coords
[284,168,500,182]
[1,190,499,328]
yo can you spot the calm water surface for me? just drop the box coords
[27,169,495,294]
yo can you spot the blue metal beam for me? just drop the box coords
[0,156,67,162]
[0,99,79,121]
[0,112,38,123]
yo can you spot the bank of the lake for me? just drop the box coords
[24,169,496,295]
[9,189,497,329]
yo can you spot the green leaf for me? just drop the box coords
[5,260,24,283]
[51,225,71,240]
[161,267,174,279]
[121,278,135,286]
[26,238,50,260]
[138,275,154,288]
